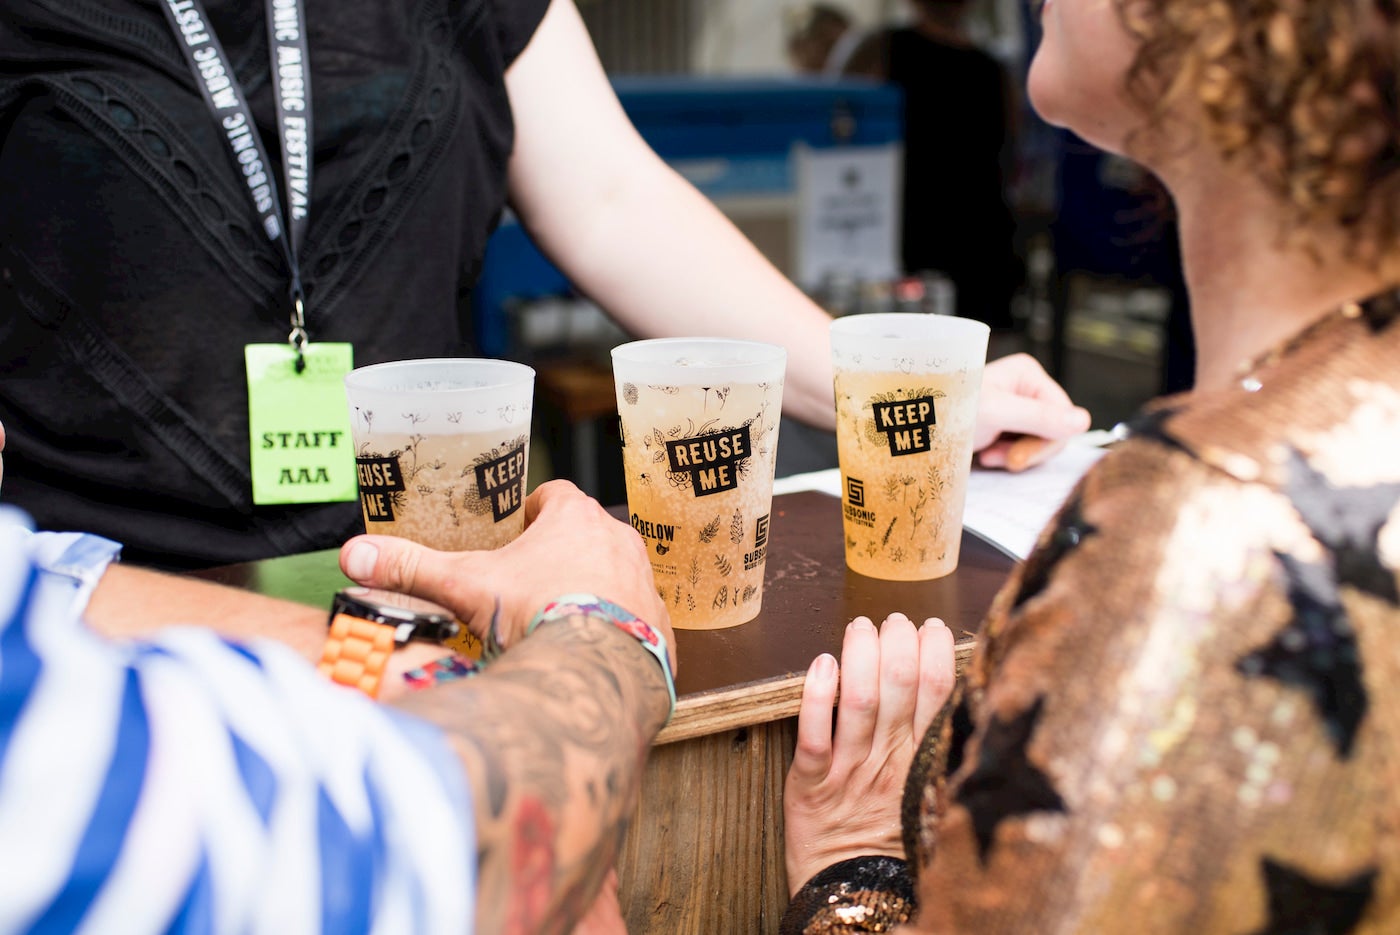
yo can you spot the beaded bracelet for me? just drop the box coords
[484,592,676,722]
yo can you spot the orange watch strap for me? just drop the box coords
[317,613,397,699]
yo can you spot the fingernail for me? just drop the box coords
[1065,407,1091,431]
[887,612,910,625]
[849,617,876,632]
[812,653,837,680]
[345,542,378,581]
[922,617,947,630]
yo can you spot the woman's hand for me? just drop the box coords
[784,614,956,896]
[974,353,1090,469]
[338,480,673,666]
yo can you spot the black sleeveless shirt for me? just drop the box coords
[0,0,550,566]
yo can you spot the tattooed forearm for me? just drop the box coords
[393,611,670,934]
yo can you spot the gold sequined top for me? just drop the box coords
[789,295,1400,934]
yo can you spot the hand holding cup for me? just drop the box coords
[340,480,674,668]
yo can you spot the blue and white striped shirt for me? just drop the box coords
[0,507,474,933]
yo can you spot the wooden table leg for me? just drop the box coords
[619,717,799,933]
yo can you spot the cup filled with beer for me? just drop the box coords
[612,339,786,629]
[830,314,989,580]
[344,358,535,551]
[343,358,534,657]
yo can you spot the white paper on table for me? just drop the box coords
[772,468,844,498]
[961,443,1106,560]
[772,442,1107,562]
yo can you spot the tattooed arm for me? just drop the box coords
[344,480,676,932]
[85,563,670,932]
[393,608,669,933]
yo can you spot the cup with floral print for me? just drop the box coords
[831,314,988,580]
[612,339,785,629]
[344,358,535,553]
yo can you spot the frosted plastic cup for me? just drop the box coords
[612,339,786,629]
[831,314,989,580]
[344,358,535,553]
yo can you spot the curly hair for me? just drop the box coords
[1116,0,1400,259]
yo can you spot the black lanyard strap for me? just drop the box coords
[264,0,312,261]
[158,0,314,362]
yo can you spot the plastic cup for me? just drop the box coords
[830,314,988,580]
[344,358,535,552]
[612,339,786,629]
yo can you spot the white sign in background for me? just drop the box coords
[794,142,902,289]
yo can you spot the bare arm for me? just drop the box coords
[85,563,326,660]
[502,8,1089,451]
[503,0,838,430]
[83,565,459,696]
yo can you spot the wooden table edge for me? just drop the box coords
[654,636,978,745]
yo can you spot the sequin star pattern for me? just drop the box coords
[1284,449,1400,604]
[954,696,1067,863]
[1236,553,1367,758]
[1359,291,1400,333]
[1124,405,1193,457]
[946,694,975,776]
[1012,494,1098,610]
[1249,857,1376,935]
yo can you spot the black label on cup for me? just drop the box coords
[665,425,752,498]
[475,443,527,522]
[744,513,771,571]
[631,514,678,544]
[871,396,937,457]
[843,476,876,528]
[357,456,406,522]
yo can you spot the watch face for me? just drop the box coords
[338,586,455,622]
[333,588,461,645]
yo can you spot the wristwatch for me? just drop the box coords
[317,587,461,699]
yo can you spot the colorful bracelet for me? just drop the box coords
[484,592,676,722]
[402,653,482,692]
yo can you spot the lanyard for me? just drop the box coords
[158,0,314,368]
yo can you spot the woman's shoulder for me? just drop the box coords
[1042,297,1400,557]
[973,300,1400,686]
[1045,295,1400,604]
[1146,298,1400,497]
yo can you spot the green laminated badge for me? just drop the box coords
[245,343,357,506]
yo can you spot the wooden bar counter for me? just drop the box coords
[195,490,1015,933]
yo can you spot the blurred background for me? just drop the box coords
[488,0,1187,499]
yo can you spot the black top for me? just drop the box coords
[0,0,551,567]
[886,28,1018,329]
